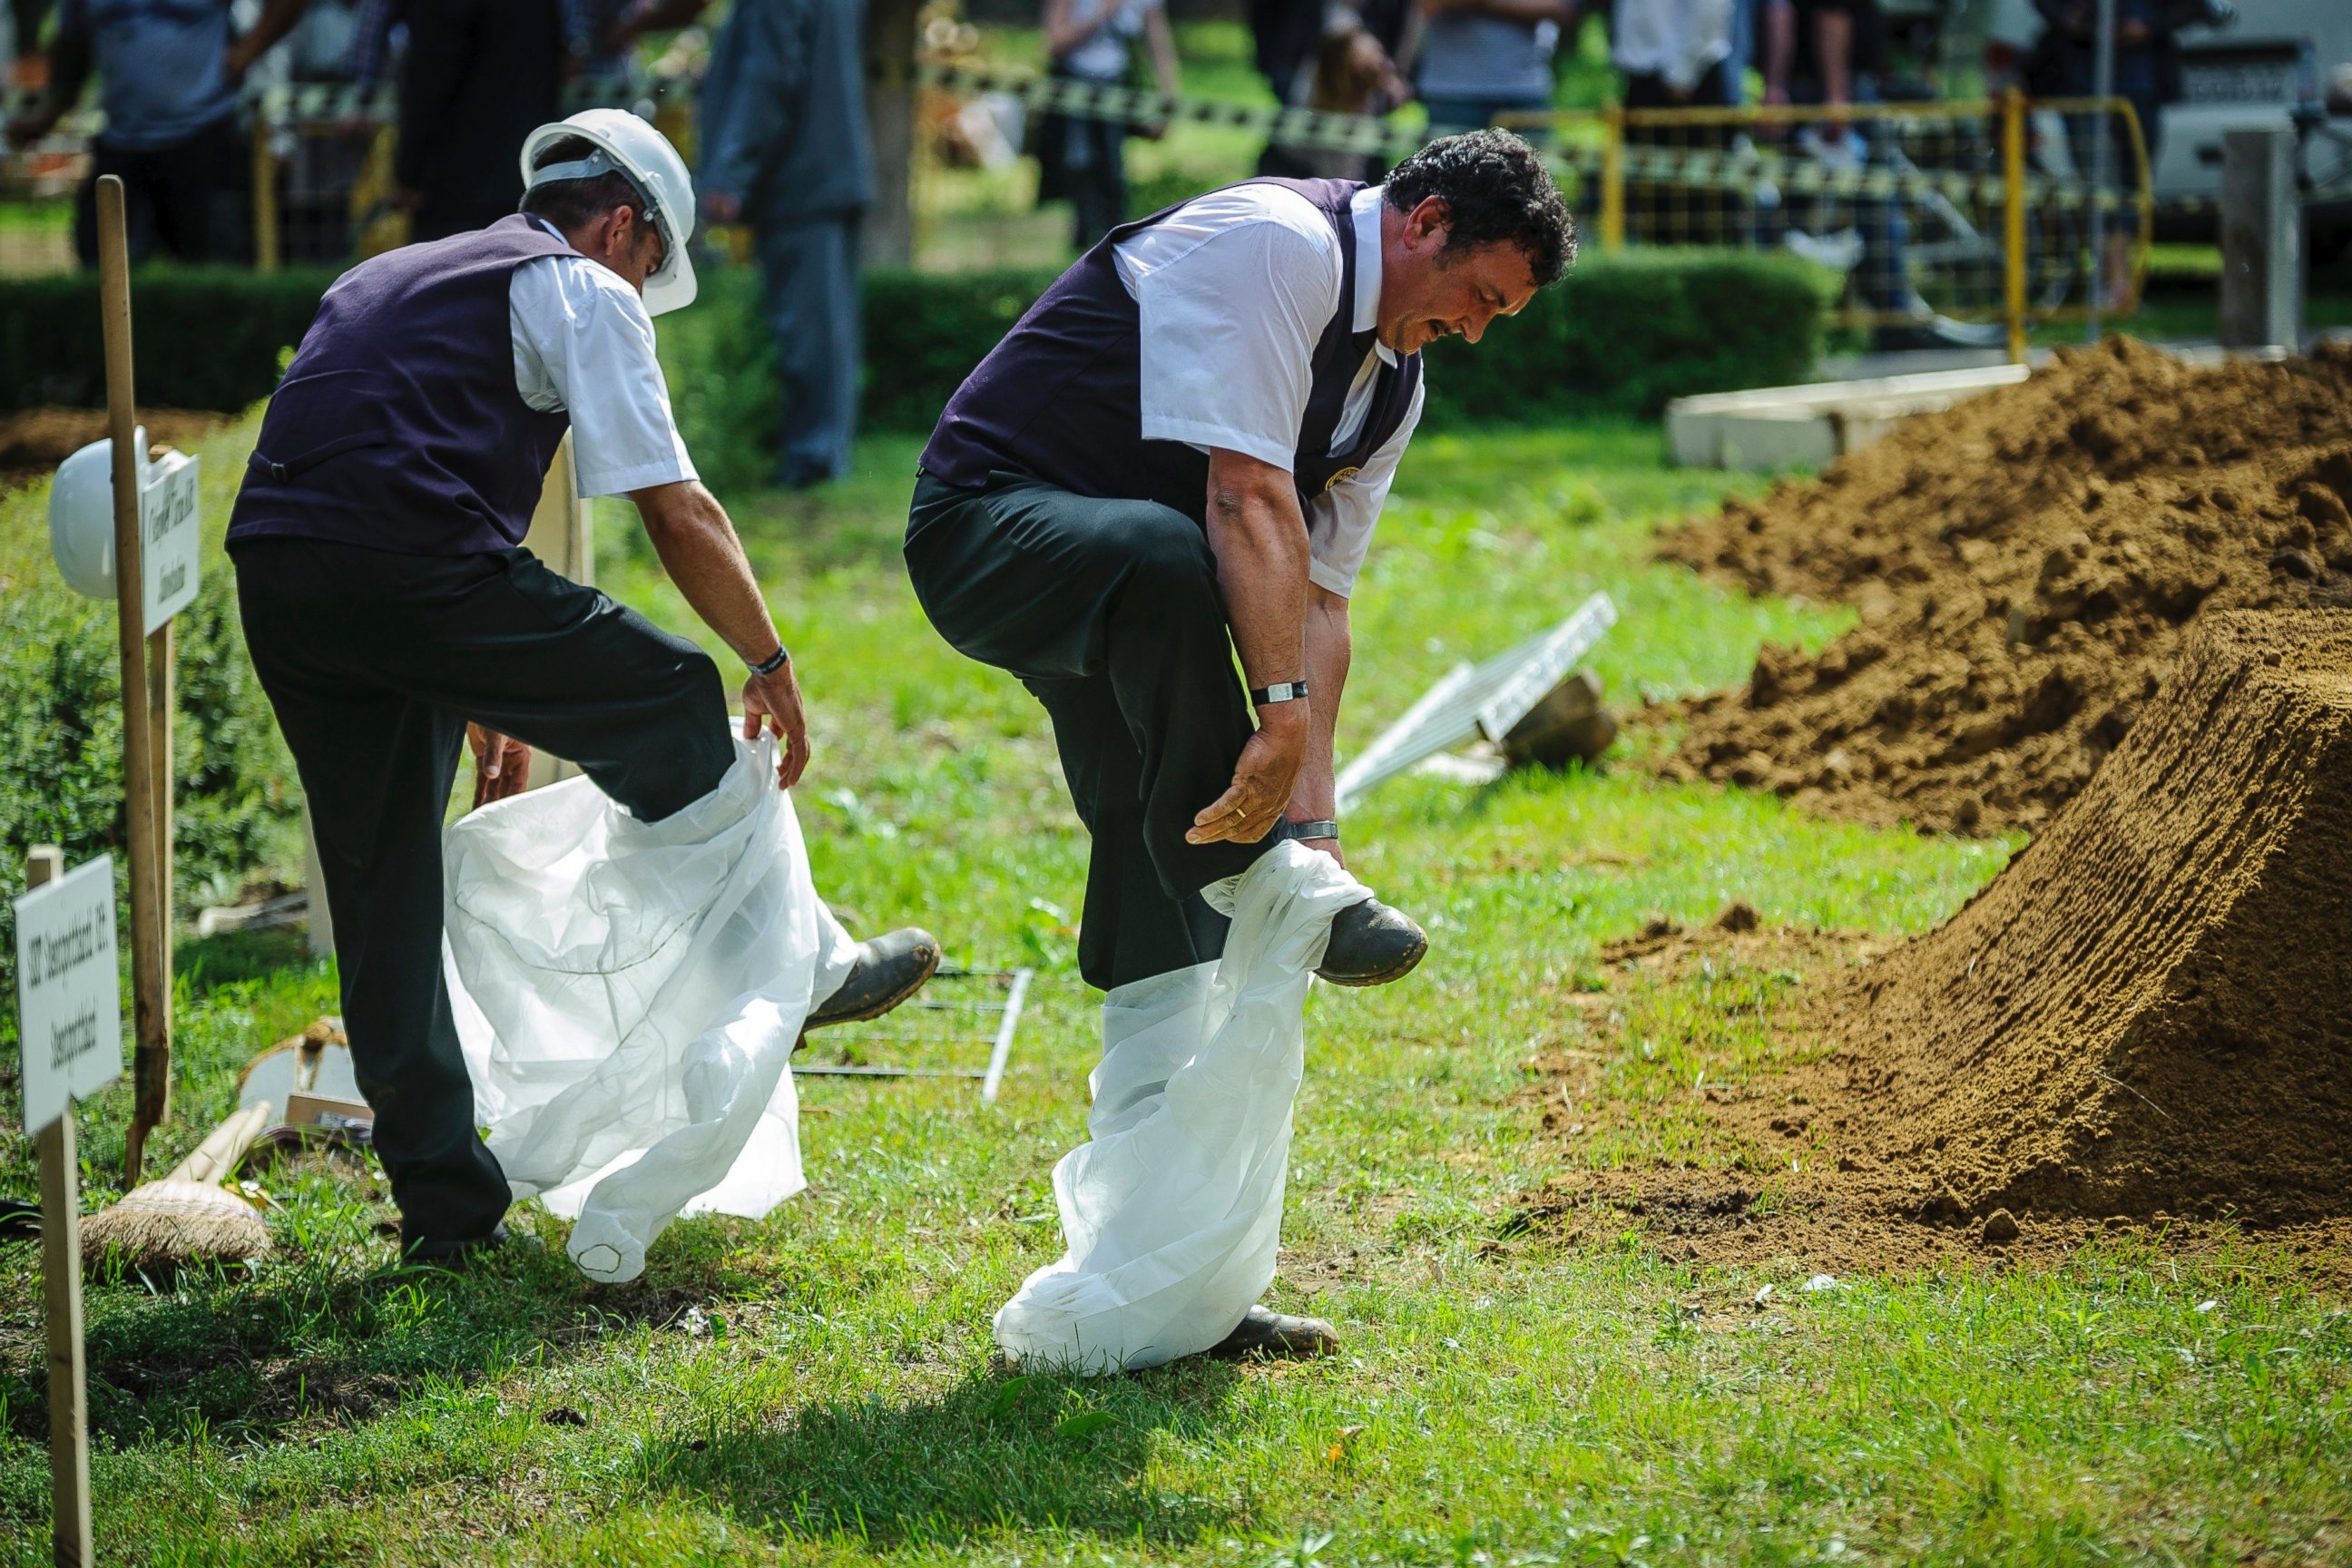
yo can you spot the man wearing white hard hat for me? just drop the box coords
[223,109,940,1265]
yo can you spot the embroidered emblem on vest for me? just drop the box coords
[1322,466,1361,493]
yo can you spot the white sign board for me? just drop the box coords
[142,449,201,630]
[13,856,122,1136]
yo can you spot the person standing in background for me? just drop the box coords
[1414,0,1571,132]
[396,0,563,240]
[1257,8,1412,182]
[1614,0,1730,108]
[1037,0,1181,250]
[1763,0,1920,341]
[700,0,873,490]
[1252,0,1416,108]
[7,0,309,264]
[2025,0,2234,308]
[1612,0,1733,241]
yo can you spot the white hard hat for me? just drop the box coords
[519,108,698,316]
[49,431,144,599]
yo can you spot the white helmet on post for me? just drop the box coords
[518,108,698,316]
[48,431,145,599]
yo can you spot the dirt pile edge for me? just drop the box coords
[1656,338,2352,835]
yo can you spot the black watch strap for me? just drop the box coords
[749,643,790,677]
[1250,680,1309,706]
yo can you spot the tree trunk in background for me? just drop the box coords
[865,0,919,267]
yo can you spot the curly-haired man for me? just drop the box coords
[907,132,1573,1365]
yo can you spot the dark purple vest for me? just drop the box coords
[227,214,576,556]
[920,178,1423,523]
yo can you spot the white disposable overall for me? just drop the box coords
[444,736,856,1282]
[995,839,1370,1371]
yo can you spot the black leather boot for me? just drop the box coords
[805,927,942,1029]
[1316,897,1428,986]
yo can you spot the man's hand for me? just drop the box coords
[742,662,810,789]
[468,723,531,808]
[1188,704,1308,846]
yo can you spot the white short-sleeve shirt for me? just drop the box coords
[508,219,698,498]
[1112,183,1424,598]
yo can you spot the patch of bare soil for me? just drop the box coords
[1654,338,2352,835]
[1532,614,2352,1289]
[0,407,228,491]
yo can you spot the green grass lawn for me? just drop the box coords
[4,414,2349,1564]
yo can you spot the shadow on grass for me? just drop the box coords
[172,923,318,999]
[6,1226,1256,1553]
[1,1205,747,1449]
[651,1359,1246,1549]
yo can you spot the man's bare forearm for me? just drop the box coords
[1187,451,1311,845]
[1289,587,1351,822]
[628,479,785,664]
[1203,452,1308,691]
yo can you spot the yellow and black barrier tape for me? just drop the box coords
[917,60,1427,162]
[921,61,2146,215]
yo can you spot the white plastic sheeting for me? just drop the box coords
[995,839,1369,1372]
[445,735,857,1284]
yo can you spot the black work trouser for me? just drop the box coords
[73,116,246,266]
[232,536,736,1248]
[905,473,1269,992]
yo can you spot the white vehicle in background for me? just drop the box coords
[1979,0,2352,257]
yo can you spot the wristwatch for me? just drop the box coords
[1279,818,1339,842]
[1250,680,1309,707]
[749,643,790,677]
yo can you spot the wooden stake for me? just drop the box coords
[95,173,171,1184]
[149,620,174,1058]
[28,845,96,1568]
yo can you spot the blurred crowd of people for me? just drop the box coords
[2,0,872,486]
[0,0,2229,446]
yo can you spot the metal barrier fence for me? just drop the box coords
[1499,93,2153,357]
[3,60,2150,361]
[916,62,2151,361]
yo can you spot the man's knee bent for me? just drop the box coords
[606,643,735,821]
[1113,505,1221,612]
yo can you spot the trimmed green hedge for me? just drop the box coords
[0,247,1827,485]
[0,267,338,412]
[1420,248,1832,424]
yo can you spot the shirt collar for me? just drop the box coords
[1351,185,1396,365]
[533,215,569,243]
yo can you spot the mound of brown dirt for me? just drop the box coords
[1657,338,2352,834]
[0,407,226,491]
[1534,612,2352,1277]
[1807,610,2352,1226]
